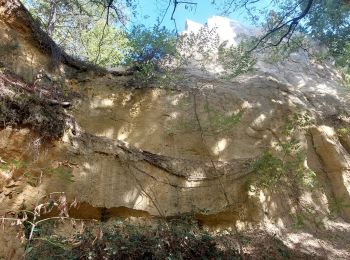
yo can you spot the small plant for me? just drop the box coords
[0,159,31,185]
[0,191,79,258]
[0,156,75,187]
[0,41,20,57]
[292,205,324,229]
[49,166,74,183]
[218,41,256,79]
[343,74,350,89]
[249,151,285,188]
[178,25,256,79]
[283,112,313,135]
[121,23,258,86]
[206,108,243,134]
[0,159,28,171]
[337,127,350,137]
[23,171,42,187]
[293,212,305,229]
[250,112,316,189]
[328,196,350,217]
[25,215,241,259]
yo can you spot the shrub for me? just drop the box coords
[337,127,350,137]
[124,25,178,83]
[249,113,317,190]
[26,216,241,259]
[218,41,256,79]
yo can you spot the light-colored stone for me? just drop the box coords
[0,0,350,241]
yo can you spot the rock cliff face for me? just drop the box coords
[1,1,350,258]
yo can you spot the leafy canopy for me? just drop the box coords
[21,0,350,84]
[22,0,134,66]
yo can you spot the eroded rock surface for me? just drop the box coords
[1,1,350,258]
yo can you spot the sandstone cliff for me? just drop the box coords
[0,1,350,258]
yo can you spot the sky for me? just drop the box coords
[132,0,272,31]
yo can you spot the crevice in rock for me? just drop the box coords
[40,201,151,221]
[307,131,336,199]
[192,91,230,205]
[70,131,251,182]
[338,136,350,156]
[309,126,350,221]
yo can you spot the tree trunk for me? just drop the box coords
[47,0,58,36]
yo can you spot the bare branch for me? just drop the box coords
[158,0,172,27]
[221,0,260,16]
[170,0,197,34]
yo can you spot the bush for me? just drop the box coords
[218,41,256,79]
[249,113,317,190]
[122,24,257,85]
[124,25,178,83]
[26,216,241,259]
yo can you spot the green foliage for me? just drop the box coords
[165,118,199,135]
[334,42,350,69]
[250,113,316,190]
[334,42,350,88]
[23,171,42,187]
[283,113,313,135]
[304,0,350,88]
[0,158,74,186]
[249,151,285,188]
[337,127,350,137]
[250,145,316,190]
[49,167,74,183]
[0,31,21,72]
[177,25,220,69]
[204,102,244,134]
[23,1,257,82]
[178,25,255,79]
[124,25,178,84]
[265,36,307,63]
[0,38,20,57]
[292,205,324,229]
[80,21,130,67]
[0,159,28,171]
[306,0,350,55]
[218,41,256,78]
[0,159,45,187]
[26,217,241,259]
[221,0,350,88]
[343,72,350,89]
[125,25,178,66]
[258,0,350,86]
[209,110,243,133]
[23,0,133,67]
[22,0,349,82]
[328,196,350,216]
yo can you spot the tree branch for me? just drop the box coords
[248,0,314,52]
[170,0,197,34]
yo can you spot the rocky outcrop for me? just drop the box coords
[311,126,350,220]
[0,0,350,230]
